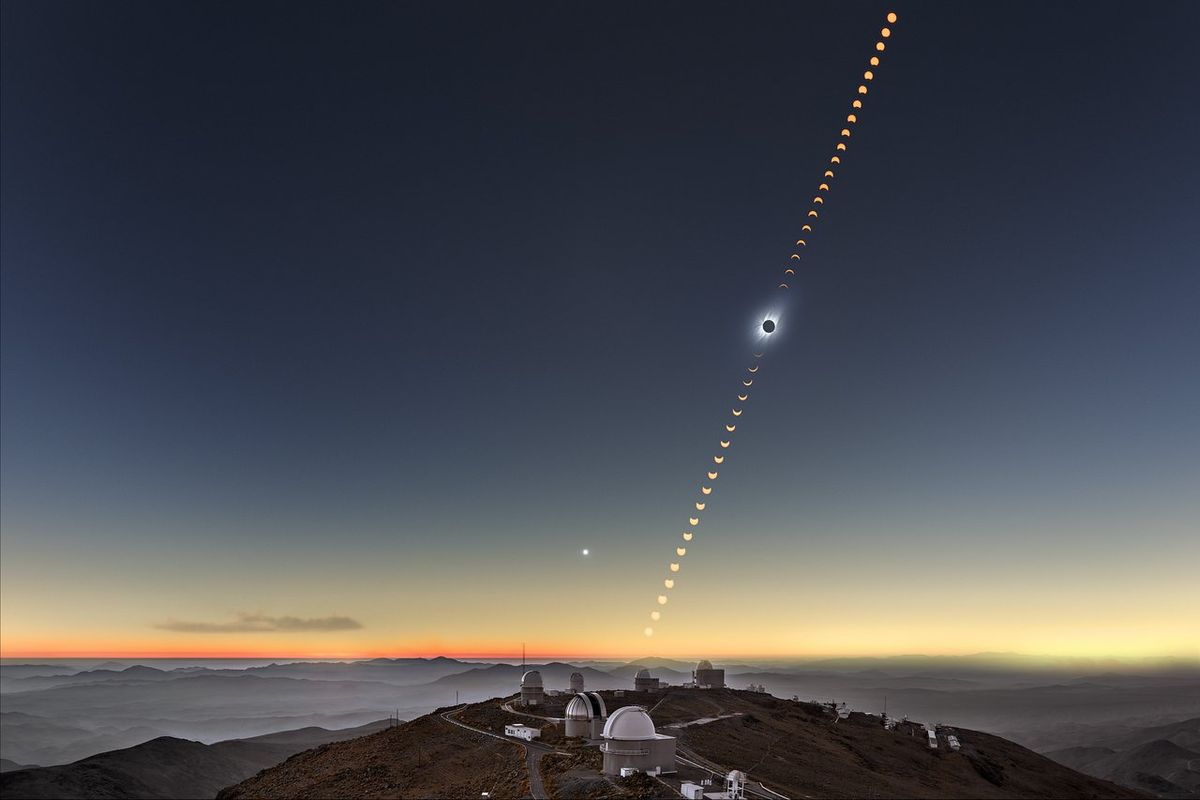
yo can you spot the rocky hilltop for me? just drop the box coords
[221,688,1142,799]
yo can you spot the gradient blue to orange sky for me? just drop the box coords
[2,1,1198,660]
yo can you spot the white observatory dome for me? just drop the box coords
[521,670,543,688]
[602,705,657,740]
[634,668,651,679]
[697,660,713,671]
[565,692,607,720]
[728,770,747,782]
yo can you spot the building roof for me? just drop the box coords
[521,670,543,688]
[634,668,652,679]
[602,705,657,740]
[565,691,606,720]
[696,660,714,671]
[565,694,589,720]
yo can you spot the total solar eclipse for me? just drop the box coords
[762,320,776,334]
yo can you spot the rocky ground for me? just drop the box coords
[217,711,526,799]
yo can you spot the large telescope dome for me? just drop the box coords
[602,705,657,740]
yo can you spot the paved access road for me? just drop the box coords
[676,745,794,800]
[439,704,562,800]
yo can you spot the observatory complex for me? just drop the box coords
[504,663,766,781]
[600,705,677,776]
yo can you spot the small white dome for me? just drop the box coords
[697,660,714,671]
[602,705,656,740]
[728,770,747,782]
[521,670,543,688]
[634,668,652,679]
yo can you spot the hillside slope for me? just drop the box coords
[217,710,527,799]
[223,688,1144,800]
[650,689,1142,799]
[1049,738,1200,799]
[0,720,390,799]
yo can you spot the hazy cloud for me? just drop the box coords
[156,612,362,633]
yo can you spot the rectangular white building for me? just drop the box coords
[505,724,541,741]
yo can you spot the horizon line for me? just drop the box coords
[3,650,1196,663]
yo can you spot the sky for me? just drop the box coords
[2,1,1198,660]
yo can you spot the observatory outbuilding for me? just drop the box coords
[569,671,585,693]
[520,670,545,706]
[564,691,607,738]
[633,668,660,692]
[693,659,725,689]
[600,705,676,776]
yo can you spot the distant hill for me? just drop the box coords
[608,662,691,684]
[620,656,697,672]
[1093,717,1200,753]
[4,665,180,693]
[426,662,618,693]
[1048,721,1200,799]
[0,665,475,765]
[0,712,167,770]
[0,758,39,772]
[0,719,390,799]
[239,656,489,685]
[2,658,488,694]
[223,687,1141,799]
[0,665,77,685]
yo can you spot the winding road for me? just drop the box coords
[439,703,561,800]
[676,743,795,800]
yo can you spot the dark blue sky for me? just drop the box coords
[2,1,1197,657]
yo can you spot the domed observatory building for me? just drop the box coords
[693,659,725,689]
[520,670,545,706]
[564,691,606,738]
[569,672,585,693]
[633,668,661,692]
[600,706,677,776]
